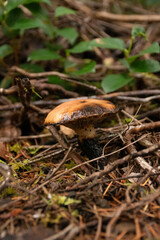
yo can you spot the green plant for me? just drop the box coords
[0,1,80,85]
[69,26,160,93]
[43,194,81,206]
[1,1,159,93]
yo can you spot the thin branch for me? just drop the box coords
[0,163,13,191]
[11,66,104,94]
[32,141,160,193]
[65,0,160,22]
[96,11,160,22]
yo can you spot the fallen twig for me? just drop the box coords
[66,141,160,191]
[65,0,160,22]
[125,121,160,184]
[11,66,104,94]
[0,163,13,191]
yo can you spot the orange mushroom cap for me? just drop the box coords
[44,98,116,127]
[44,99,117,165]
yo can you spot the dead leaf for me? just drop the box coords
[10,208,22,217]
[0,125,21,138]
[0,142,12,161]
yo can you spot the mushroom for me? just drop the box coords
[44,99,117,169]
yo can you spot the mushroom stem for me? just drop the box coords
[69,124,105,169]
[78,138,105,169]
[73,124,96,142]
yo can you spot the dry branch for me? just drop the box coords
[11,66,104,94]
[65,0,160,22]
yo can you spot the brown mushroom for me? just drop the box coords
[44,99,117,169]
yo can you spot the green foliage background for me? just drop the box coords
[0,0,160,93]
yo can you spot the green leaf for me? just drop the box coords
[64,60,77,72]
[9,143,21,153]
[56,27,78,44]
[0,6,4,21]
[130,59,160,73]
[92,38,125,50]
[10,159,31,171]
[25,2,49,20]
[48,76,71,90]
[55,6,76,17]
[10,12,54,37]
[127,42,160,63]
[4,8,22,37]
[69,41,93,53]
[5,0,26,13]
[0,78,12,88]
[119,59,130,69]
[65,161,76,169]
[48,76,64,85]
[20,63,44,72]
[5,0,51,12]
[69,38,125,53]
[31,0,51,5]
[0,160,7,164]
[72,61,96,75]
[51,194,81,206]
[28,48,61,61]
[131,26,147,39]
[0,186,17,197]
[0,44,13,59]
[26,146,42,155]
[42,24,56,38]
[5,8,23,27]
[45,41,62,51]
[139,42,160,55]
[11,17,46,30]
[102,74,133,93]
